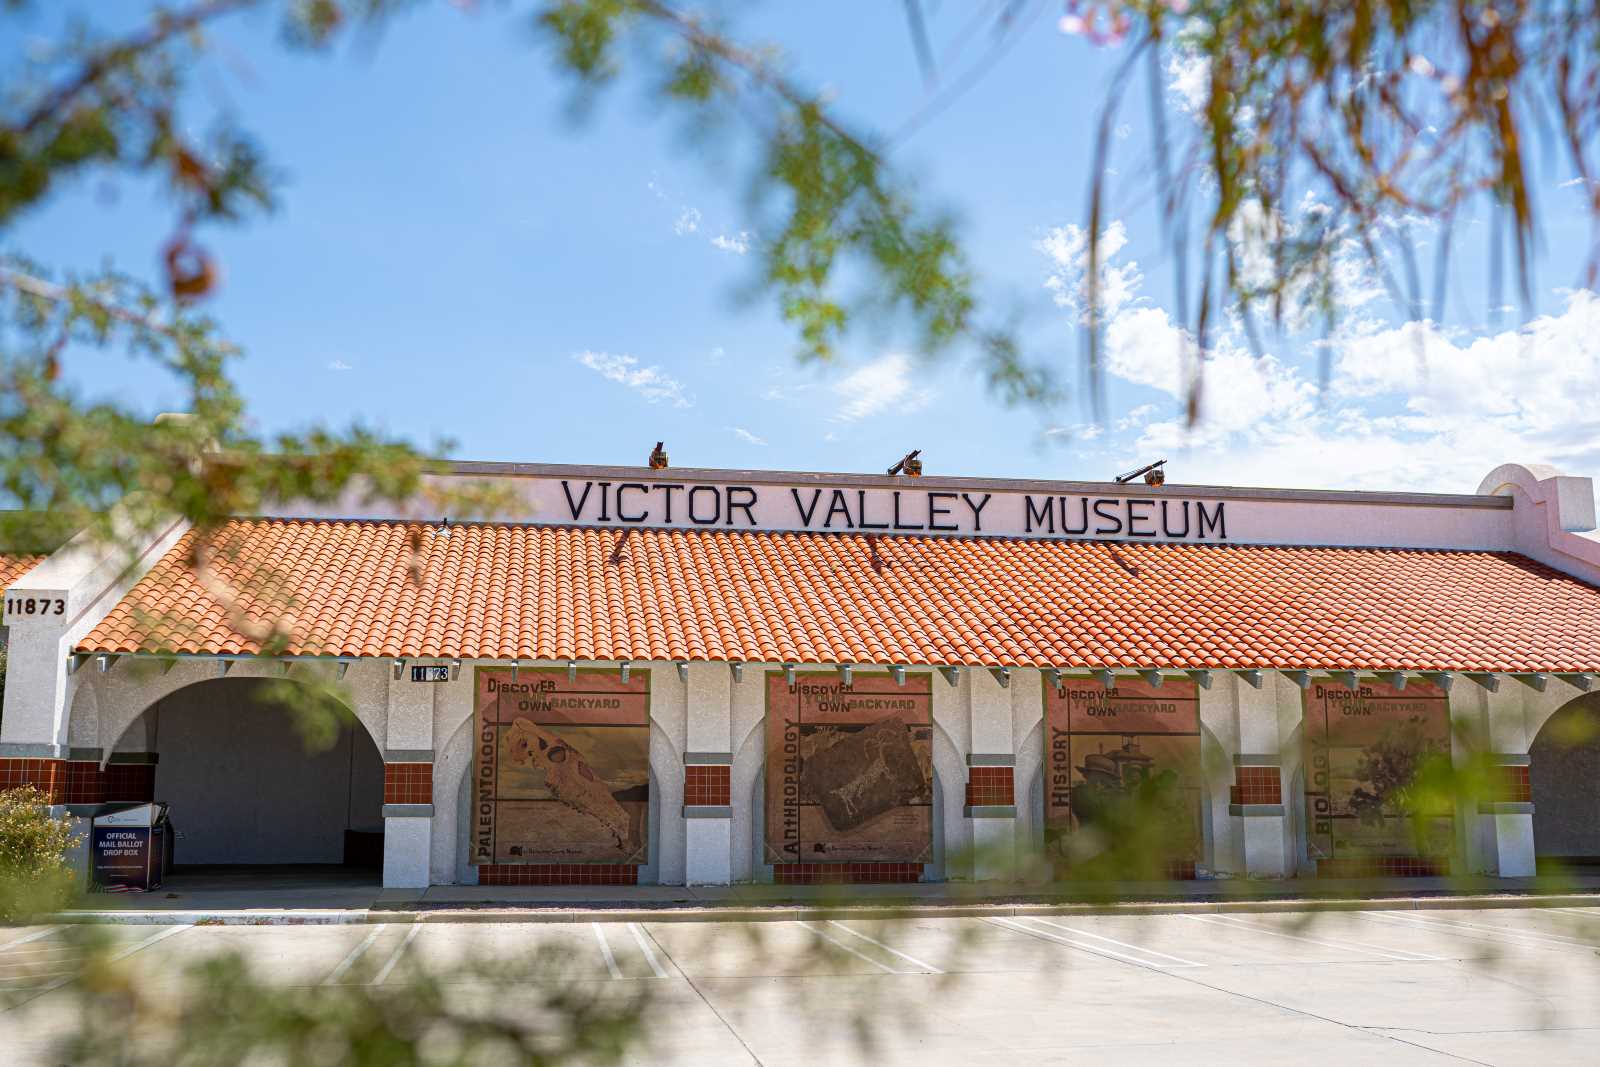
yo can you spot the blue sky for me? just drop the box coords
[13,2,1600,493]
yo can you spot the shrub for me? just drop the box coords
[0,785,78,922]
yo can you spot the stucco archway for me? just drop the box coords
[112,676,385,868]
[1530,692,1600,868]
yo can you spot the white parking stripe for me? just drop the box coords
[1187,913,1444,962]
[591,923,623,979]
[1364,910,1600,951]
[795,921,900,974]
[323,926,383,985]
[371,924,422,986]
[627,924,669,979]
[988,917,1204,969]
[108,925,189,962]
[1023,917,1205,967]
[0,927,60,951]
[826,921,943,974]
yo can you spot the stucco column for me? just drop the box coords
[1230,675,1290,878]
[966,668,1016,882]
[683,663,733,885]
[1479,685,1536,878]
[382,667,436,890]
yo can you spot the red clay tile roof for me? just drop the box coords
[0,554,44,592]
[73,518,1600,673]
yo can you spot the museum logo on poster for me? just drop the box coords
[474,667,650,865]
[764,671,933,865]
[1043,676,1203,870]
[1303,680,1453,862]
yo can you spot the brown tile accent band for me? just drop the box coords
[684,764,731,806]
[383,763,433,805]
[773,863,922,885]
[965,766,1015,807]
[478,864,639,886]
[1229,765,1282,806]
[0,758,65,803]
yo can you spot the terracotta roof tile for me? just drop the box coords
[0,554,45,592]
[70,518,1600,673]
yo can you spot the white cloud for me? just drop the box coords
[573,350,694,408]
[711,231,751,254]
[327,359,353,372]
[674,208,701,235]
[829,353,934,422]
[1167,52,1210,114]
[1036,220,1142,323]
[1036,213,1600,492]
[729,426,767,446]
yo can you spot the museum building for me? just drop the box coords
[2,457,1600,890]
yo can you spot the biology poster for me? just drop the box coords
[1303,680,1453,863]
[1044,676,1204,874]
[474,667,650,865]
[764,671,933,865]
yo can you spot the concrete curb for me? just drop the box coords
[48,892,1600,926]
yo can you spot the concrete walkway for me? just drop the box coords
[44,867,1600,925]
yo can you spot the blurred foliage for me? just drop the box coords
[0,785,77,922]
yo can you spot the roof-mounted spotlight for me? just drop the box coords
[1048,668,1063,690]
[939,666,961,687]
[730,662,744,682]
[839,664,853,688]
[567,659,578,682]
[619,661,632,684]
[1141,670,1163,688]
[648,441,669,470]
[1114,459,1166,487]
[990,667,1011,689]
[95,653,115,674]
[392,658,405,681]
[510,660,519,682]
[887,449,923,477]
[675,660,689,683]
[1094,669,1115,689]
[891,665,906,686]
[450,658,462,681]
[784,663,797,687]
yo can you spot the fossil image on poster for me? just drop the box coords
[474,667,651,866]
[765,671,933,865]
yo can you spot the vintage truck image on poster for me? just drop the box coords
[765,671,933,865]
[474,667,650,865]
[1043,676,1203,874]
[1303,680,1453,864]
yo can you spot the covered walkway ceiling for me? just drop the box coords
[71,518,1600,677]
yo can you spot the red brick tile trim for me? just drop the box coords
[477,864,639,886]
[1229,765,1282,806]
[1317,857,1448,878]
[773,863,923,885]
[0,758,65,803]
[1491,764,1532,804]
[383,763,433,805]
[684,764,731,806]
[59,761,157,804]
[965,766,1015,807]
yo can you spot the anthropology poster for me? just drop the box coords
[764,671,934,865]
[473,667,650,865]
[1303,680,1453,862]
[1043,676,1203,870]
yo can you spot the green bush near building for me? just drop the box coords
[0,785,78,923]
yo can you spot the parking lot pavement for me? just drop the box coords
[3,905,1600,1064]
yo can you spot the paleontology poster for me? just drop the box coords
[474,667,650,865]
[1303,680,1453,862]
[1043,676,1203,871]
[764,671,933,865]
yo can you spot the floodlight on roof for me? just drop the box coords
[648,442,668,469]
[1114,459,1166,486]
[887,449,923,477]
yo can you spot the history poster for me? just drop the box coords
[1303,680,1453,862]
[473,667,650,865]
[764,671,933,865]
[1043,676,1203,871]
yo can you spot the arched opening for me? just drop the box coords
[1530,693,1600,871]
[111,677,385,882]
